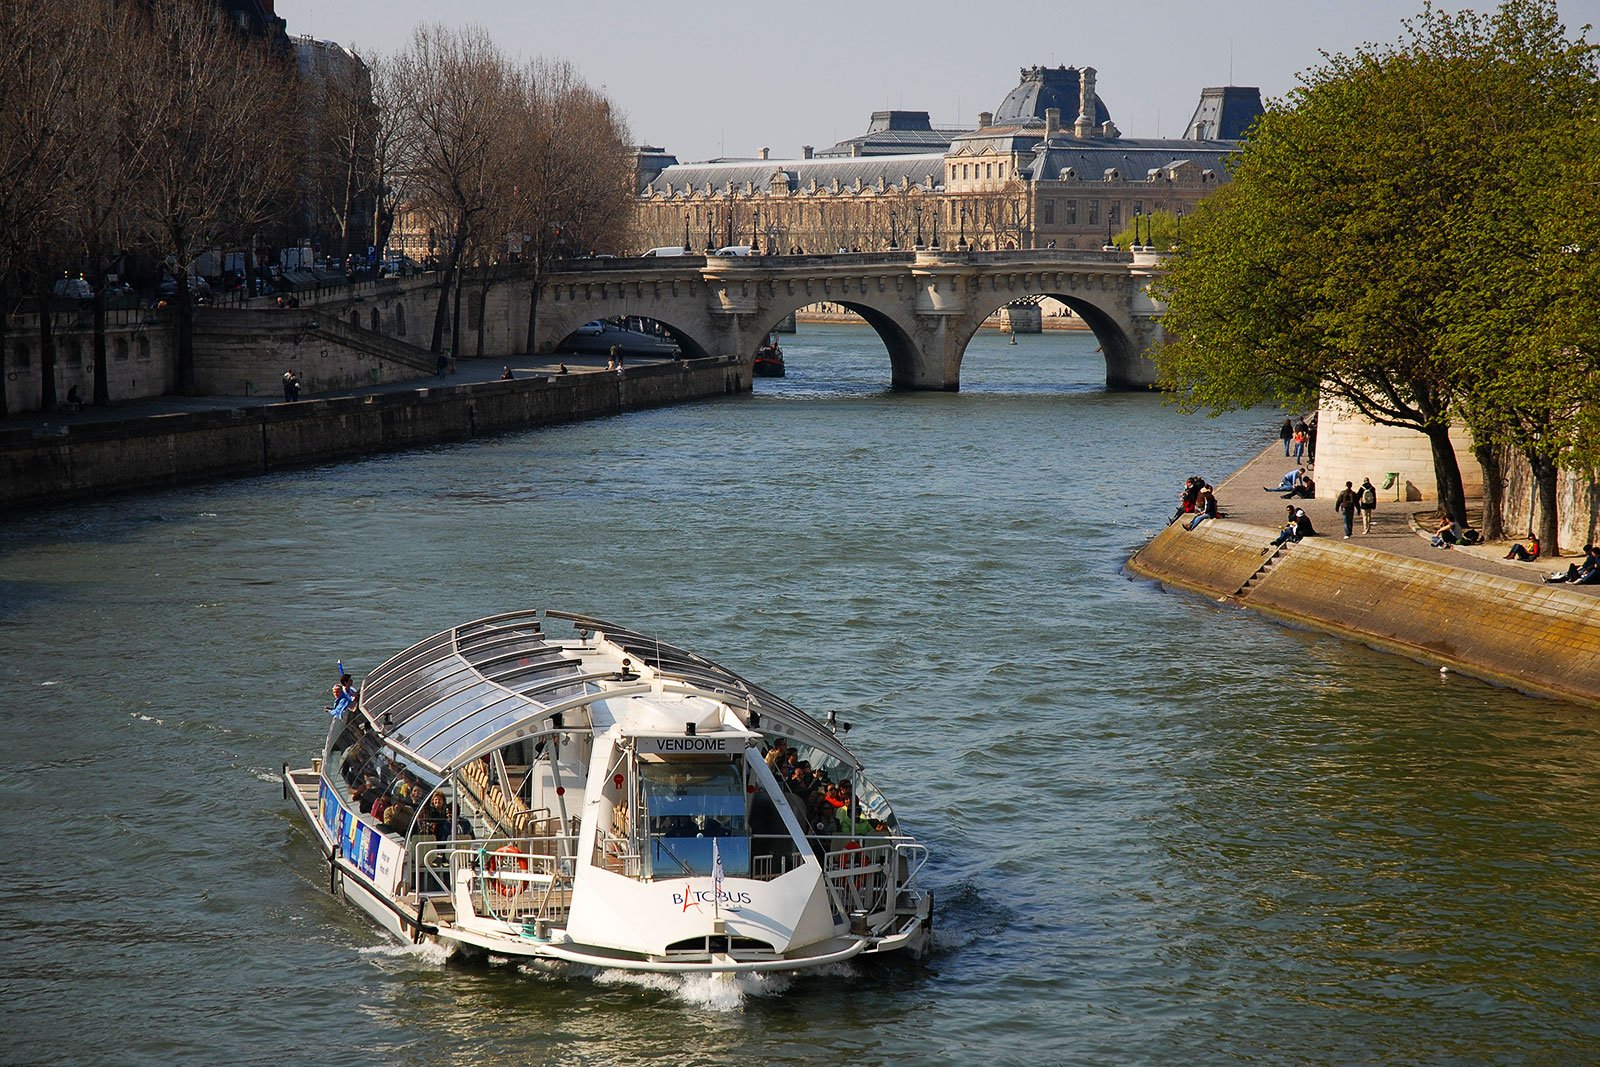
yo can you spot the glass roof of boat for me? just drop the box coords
[353,609,859,775]
[356,611,591,774]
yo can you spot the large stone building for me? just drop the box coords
[632,65,1263,254]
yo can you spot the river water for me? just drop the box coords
[3,324,1598,1066]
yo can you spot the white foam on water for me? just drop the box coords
[40,681,60,687]
[130,713,166,725]
[254,770,280,784]
[359,940,451,967]
[592,967,792,1012]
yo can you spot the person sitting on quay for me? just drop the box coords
[1265,467,1306,493]
[1283,472,1316,500]
[1183,485,1218,531]
[1504,534,1540,562]
[499,366,514,381]
[1545,544,1600,584]
[1173,475,1205,522]
[1430,516,1462,547]
[1268,504,1318,548]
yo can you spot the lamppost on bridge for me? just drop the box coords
[725,186,735,249]
[958,202,968,250]
[931,205,940,249]
[682,211,690,252]
[751,206,760,252]
[1133,208,1142,249]
[914,205,924,248]
[888,208,898,250]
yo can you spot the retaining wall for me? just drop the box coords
[0,357,747,509]
[1128,519,1600,710]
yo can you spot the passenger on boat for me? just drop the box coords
[420,793,453,840]
[369,792,389,822]
[764,737,789,769]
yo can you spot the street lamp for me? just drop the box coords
[725,187,735,249]
[958,202,968,250]
[751,205,760,252]
[889,208,898,250]
[914,205,924,248]
[682,210,690,251]
[1176,209,1183,245]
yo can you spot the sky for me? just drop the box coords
[275,0,1600,162]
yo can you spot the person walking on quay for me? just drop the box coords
[282,369,300,402]
[1279,417,1293,457]
[1334,480,1357,539]
[1292,421,1308,465]
[1358,477,1377,533]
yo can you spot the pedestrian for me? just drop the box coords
[1279,418,1293,457]
[610,343,623,368]
[435,353,448,380]
[282,369,300,402]
[1307,413,1318,465]
[1334,480,1357,539]
[1357,477,1376,533]
[1292,421,1308,464]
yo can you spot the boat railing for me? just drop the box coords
[415,837,578,921]
[821,838,926,922]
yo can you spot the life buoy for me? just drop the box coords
[487,845,527,899]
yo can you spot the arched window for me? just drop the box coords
[136,336,151,361]
[114,338,129,362]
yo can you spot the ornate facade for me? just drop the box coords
[632,66,1263,254]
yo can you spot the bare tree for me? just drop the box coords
[134,0,303,393]
[0,0,94,415]
[386,24,514,357]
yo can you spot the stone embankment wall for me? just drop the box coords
[1128,519,1600,710]
[0,357,747,509]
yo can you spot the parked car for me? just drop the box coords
[714,245,754,257]
[156,275,212,303]
[52,276,93,301]
[574,321,605,336]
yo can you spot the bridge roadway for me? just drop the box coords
[538,248,1168,390]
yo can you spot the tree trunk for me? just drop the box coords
[1472,442,1504,542]
[450,260,464,362]
[1528,452,1561,557]
[37,276,58,412]
[1424,423,1468,526]
[174,272,195,394]
[475,265,493,357]
[524,247,542,355]
[430,266,451,354]
[92,263,109,406]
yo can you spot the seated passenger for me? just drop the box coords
[383,800,415,834]
[369,793,389,823]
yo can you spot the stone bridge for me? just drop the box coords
[537,248,1169,390]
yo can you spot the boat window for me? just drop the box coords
[639,761,750,878]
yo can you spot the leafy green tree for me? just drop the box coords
[1155,0,1597,527]
[1112,209,1181,251]
[1434,2,1600,551]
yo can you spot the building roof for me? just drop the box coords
[1026,137,1240,183]
[994,65,1111,126]
[1184,86,1266,140]
[816,110,972,158]
[645,154,948,197]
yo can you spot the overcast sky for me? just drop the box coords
[275,0,1600,162]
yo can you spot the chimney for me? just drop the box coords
[851,143,863,158]
[759,147,769,160]
[802,145,814,159]
[1045,107,1060,139]
[978,111,994,128]
[1075,66,1097,139]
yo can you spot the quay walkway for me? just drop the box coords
[1130,434,1600,711]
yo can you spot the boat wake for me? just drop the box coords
[359,940,451,967]
[593,967,797,1012]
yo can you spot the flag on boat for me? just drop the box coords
[712,837,724,905]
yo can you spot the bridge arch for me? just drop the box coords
[746,297,922,388]
[956,288,1146,389]
[539,289,717,361]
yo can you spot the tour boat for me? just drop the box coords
[283,609,933,974]
[752,336,785,377]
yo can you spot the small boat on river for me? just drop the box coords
[752,336,785,377]
[283,609,933,974]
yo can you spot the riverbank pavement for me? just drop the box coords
[1207,435,1599,595]
[3,352,663,436]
